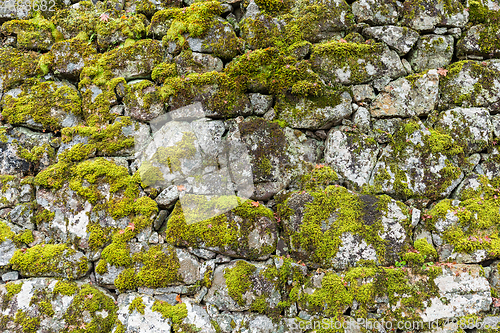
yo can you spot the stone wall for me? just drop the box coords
[1,0,500,331]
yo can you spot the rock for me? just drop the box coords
[186,17,242,60]
[10,244,90,279]
[439,60,500,110]
[370,70,440,118]
[275,90,353,129]
[1,271,18,281]
[362,26,419,56]
[82,39,164,82]
[434,107,492,154]
[372,117,403,143]
[352,106,371,133]
[408,35,454,72]
[0,175,33,209]
[310,41,405,85]
[352,84,375,102]
[204,260,281,312]
[240,4,285,50]
[421,264,491,322]
[352,0,400,25]
[155,185,179,209]
[248,93,273,116]
[457,24,500,58]
[96,15,147,49]
[0,47,40,93]
[49,37,97,80]
[117,293,172,333]
[0,126,54,176]
[1,80,83,131]
[0,278,120,332]
[164,199,278,260]
[2,15,56,51]
[401,0,468,31]
[369,119,465,203]
[324,128,379,189]
[227,117,320,200]
[174,51,224,76]
[125,0,182,16]
[278,186,411,268]
[123,80,165,122]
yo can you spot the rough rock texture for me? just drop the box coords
[1,0,500,330]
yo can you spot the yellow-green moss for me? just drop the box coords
[10,244,88,279]
[224,260,256,306]
[151,300,187,324]
[53,280,78,296]
[1,79,82,131]
[128,297,146,314]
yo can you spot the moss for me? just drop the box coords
[95,259,109,275]
[101,241,133,268]
[13,230,34,246]
[1,79,81,131]
[279,186,389,267]
[0,47,41,91]
[4,281,23,306]
[151,300,187,324]
[14,309,40,333]
[151,62,177,85]
[34,208,55,225]
[38,301,54,317]
[10,244,88,279]
[402,239,437,266]
[114,268,138,291]
[224,260,256,306]
[427,195,500,256]
[0,221,15,243]
[164,197,275,259]
[133,245,181,288]
[299,165,338,191]
[2,13,63,50]
[53,280,78,296]
[128,297,146,314]
[310,41,385,84]
[62,284,119,332]
[149,1,224,48]
[95,14,147,49]
[153,132,196,172]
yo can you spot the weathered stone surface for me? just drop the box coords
[205,260,281,312]
[49,38,97,80]
[174,51,224,76]
[278,186,411,269]
[1,80,83,131]
[370,119,464,203]
[370,70,440,118]
[275,90,352,129]
[324,128,379,189]
[0,175,33,209]
[0,126,53,176]
[0,278,120,332]
[0,47,40,94]
[362,26,419,56]
[438,60,500,110]
[117,293,173,333]
[311,42,405,85]
[186,18,242,60]
[435,107,492,154]
[457,24,500,58]
[249,93,273,116]
[408,34,454,72]
[123,80,165,122]
[227,117,320,200]
[352,0,400,25]
[421,265,491,322]
[401,0,468,31]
